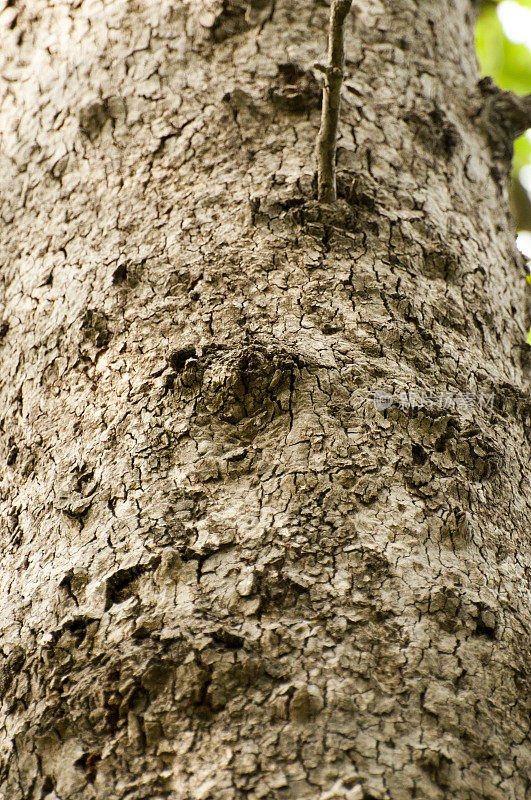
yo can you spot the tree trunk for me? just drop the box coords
[0,1,529,799]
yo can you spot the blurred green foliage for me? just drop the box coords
[476,0,531,179]
[475,1,531,341]
[476,1,531,94]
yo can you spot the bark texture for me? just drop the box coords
[0,1,530,799]
[316,0,352,202]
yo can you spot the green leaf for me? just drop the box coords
[497,39,531,94]
[476,6,505,78]
[527,327,531,345]
[476,5,531,93]
[514,135,531,174]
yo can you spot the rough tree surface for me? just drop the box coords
[0,1,530,799]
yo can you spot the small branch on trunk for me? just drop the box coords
[316,0,353,203]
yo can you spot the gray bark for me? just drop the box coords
[0,1,530,799]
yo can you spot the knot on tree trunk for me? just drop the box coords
[473,76,531,160]
[268,63,322,114]
[166,343,301,430]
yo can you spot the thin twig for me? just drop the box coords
[316,0,353,203]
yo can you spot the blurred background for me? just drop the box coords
[476,0,531,254]
[476,0,531,343]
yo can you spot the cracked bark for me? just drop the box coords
[0,1,530,800]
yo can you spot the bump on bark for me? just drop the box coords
[403,101,461,160]
[473,77,531,161]
[269,63,322,113]
[209,0,274,41]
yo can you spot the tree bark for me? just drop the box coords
[0,1,529,799]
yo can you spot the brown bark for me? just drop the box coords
[0,1,529,799]
[317,0,353,203]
